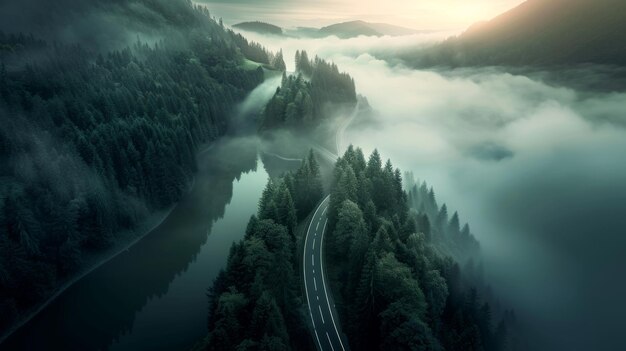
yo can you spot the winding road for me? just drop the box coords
[335,100,360,155]
[302,100,362,350]
[265,100,359,349]
[303,195,349,351]
[311,100,361,162]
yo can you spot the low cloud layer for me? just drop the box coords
[236,29,454,71]
[243,30,626,350]
[343,57,626,351]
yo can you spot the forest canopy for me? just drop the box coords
[260,50,356,130]
[325,146,515,351]
[201,151,323,350]
[0,0,277,332]
[200,146,517,351]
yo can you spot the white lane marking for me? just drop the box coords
[320,218,347,351]
[316,221,320,231]
[312,254,315,266]
[313,238,316,250]
[314,331,322,350]
[322,205,328,216]
[314,277,317,291]
[303,195,330,351]
[318,305,325,324]
[317,295,319,300]
[326,332,336,351]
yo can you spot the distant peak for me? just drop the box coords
[232,21,283,35]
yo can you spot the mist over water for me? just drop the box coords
[229,75,282,132]
[233,28,626,350]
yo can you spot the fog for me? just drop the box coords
[3,0,625,346]
[239,29,626,350]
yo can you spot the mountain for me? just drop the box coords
[318,20,420,39]
[404,0,626,67]
[366,22,424,36]
[231,19,422,39]
[233,21,283,36]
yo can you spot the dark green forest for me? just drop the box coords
[200,152,323,350]
[326,146,516,351]
[0,1,280,332]
[202,146,517,351]
[260,50,356,129]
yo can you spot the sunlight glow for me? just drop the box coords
[329,0,524,28]
[199,0,527,30]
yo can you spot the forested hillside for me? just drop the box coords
[200,152,323,350]
[326,146,516,351]
[260,50,356,129]
[400,0,626,67]
[0,0,278,332]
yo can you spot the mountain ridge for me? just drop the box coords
[233,21,283,36]
[319,20,422,38]
[402,0,626,67]
[232,19,424,39]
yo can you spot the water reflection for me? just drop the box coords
[3,136,263,350]
[3,76,287,351]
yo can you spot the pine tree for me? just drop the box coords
[207,289,248,350]
[349,249,377,350]
[271,49,286,71]
[294,50,301,71]
[250,291,289,342]
[259,179,277,221]
[436,204,449,236]
[366,149,382,178]
[274,183,297,233]
[449,211,461,237]
[332,200,366,259]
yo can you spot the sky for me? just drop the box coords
[195,0,526,30]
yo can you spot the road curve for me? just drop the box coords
[303,195,349,351]
[335,100,360,155]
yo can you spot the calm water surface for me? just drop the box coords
[2,77,286,351]
[3,136,268,350]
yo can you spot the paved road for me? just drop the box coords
[310,100,361,163]
[335,100,360,154]
[303,195,349,351]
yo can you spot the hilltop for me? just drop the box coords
[233,21,283,36]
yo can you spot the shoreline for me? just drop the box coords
[0,176,196,345]
[0,73,276,345]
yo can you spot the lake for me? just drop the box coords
[1,77,288,351]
